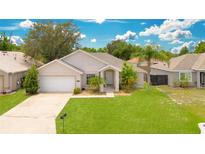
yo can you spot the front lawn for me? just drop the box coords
[159,86,205,119]
[0,89,29,115]
[56,87,204,134]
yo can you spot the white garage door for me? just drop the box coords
[39,76,75,92]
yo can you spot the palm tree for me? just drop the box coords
[134,45,166,84]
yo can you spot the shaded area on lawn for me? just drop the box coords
[0,89,29,115]
[159,86,205,119]
[56,87,204,134]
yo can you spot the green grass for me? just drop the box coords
[56,87,204,134]
[159,86,205,119]
[0,89,29,115]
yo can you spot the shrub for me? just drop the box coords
[73,88,81,94]
[144,81,150,89]
[121,62,137,90]
[180,80,189,88]
[23,65,39,94]
[88,76,105,92]
[173,81,180,87]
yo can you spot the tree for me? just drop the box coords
[134,45,166,84]
[179,46,189,55]
[121,62,137,90]
[88,76,105,92]
[159,50,176,61]
[81,47,97,52]
[22,21,80,63]
[23,65,39,94]
[195,41,205,53]
[106,40,136,60]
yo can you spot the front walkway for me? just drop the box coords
[0,93,71,134]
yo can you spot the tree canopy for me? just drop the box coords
[134,45,167,84]
[179,46,189,56]
[195,41,205,53]
[22,21,80,63]
[0,33,21,51]
[106,40,137,60]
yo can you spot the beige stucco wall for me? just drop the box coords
[136,72,145,87]
[62,51,106,74]
[11,72,25,91]
[151,68,197,87]
[0,70,25,93]
[39,61,82,88]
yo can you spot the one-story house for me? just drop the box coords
[0,51,31,93]
[38,50,146,93]
[150,53,205,88]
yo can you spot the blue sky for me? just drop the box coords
[1,19,205,53]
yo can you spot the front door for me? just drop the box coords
[200,72,205,87]
[105,70,114,85]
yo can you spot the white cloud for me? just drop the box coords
[83,19,105,24]
[170,40,184,44]
[19,19,34,28]
[159,30,192,41]
[135,43,141,46]
[115,30,137,41]
[9,36,24,45]
[171,41,196,53]
[145,39,151,43]
[80,33,86,39]
[140,22,146,25]
[74,32,86,39]
[80,19,127,24]
[139,19,200,36]
[90,38,96,43]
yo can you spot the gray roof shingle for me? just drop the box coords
[0,51,31,73]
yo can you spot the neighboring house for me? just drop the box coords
[128,57,167,73]
[0,51,31,93]
[150,53,205,88]
[38,50,146,93]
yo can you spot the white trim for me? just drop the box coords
[38,59,83,74]
[98,65,121,72]
[178,71,192,82]
[193,68,205,71]
[60,49,109,65]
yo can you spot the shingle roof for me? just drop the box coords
[91,52,124,70]
[91,52,146,73]
[151,62,171,71]
[151,53,205,71]
[0,51,31,73]
[170,54,199,70]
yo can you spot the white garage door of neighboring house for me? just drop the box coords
[39,76,75,92]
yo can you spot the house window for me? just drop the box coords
[86,74,95,84]
[179,72,192,82]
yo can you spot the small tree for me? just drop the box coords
[179,46,189,56]
[88,76,105,92]
[121,62,137,90]
[23,65,39,94]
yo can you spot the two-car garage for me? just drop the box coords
[38,60,82,93]
[39,76,75,92]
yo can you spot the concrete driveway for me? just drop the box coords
[0,93,71,134]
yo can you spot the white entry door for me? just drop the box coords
[39,76,75,92]
[105,71,114,85]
